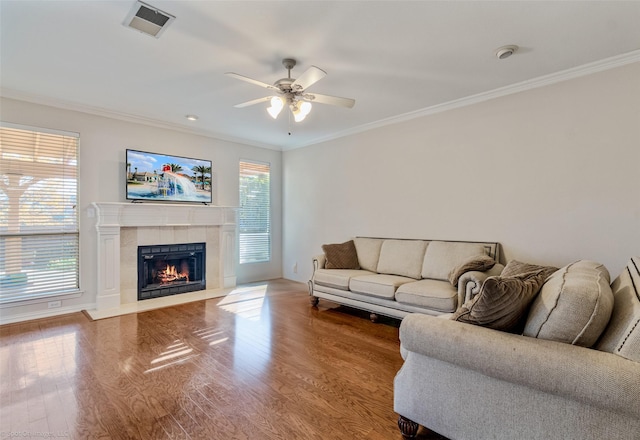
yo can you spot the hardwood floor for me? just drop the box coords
[1,279,445,439]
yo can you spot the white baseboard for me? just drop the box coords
[0,303,96,326]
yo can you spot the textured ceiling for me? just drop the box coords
[1,1,639,150]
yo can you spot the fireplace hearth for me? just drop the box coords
[138,242,206,300]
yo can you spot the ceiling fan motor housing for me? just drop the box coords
[275,78,294,91]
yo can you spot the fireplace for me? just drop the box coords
[138,242,206,300]
[92,202,236,312]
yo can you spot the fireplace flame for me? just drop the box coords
[158,262,189,284]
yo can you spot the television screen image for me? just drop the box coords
[126,149,212,203]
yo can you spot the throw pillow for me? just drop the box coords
[501,260,557,279]
[447,254,496,286]
[451,271,551,332]
[322,240,360,270]
[524,260,614,347]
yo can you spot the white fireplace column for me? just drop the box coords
[92,202,237,311]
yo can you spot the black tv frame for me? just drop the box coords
[125,149,213,204]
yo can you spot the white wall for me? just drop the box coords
[0,98,282,323]
[2,61,639,323]
[283,62,640,283]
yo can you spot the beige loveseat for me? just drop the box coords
[394,257,640,440]
[309,237,502,320]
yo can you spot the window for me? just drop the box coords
[0,123,79,304]
[238,160,270,264]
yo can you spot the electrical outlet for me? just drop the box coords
[48,300,61,309]
[293,262,298,274]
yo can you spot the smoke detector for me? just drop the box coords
[495,45,519,60]
[124,1,175,38]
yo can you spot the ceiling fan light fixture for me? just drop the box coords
[300,101,312,116]
[267,106,282,119]
[291,101,312,122]
[291,105,304,122]
[267,96,284,119]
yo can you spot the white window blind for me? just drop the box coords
[239,160,270,264]
[0,124,79,303]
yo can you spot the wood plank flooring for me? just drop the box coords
[1,279,446,439]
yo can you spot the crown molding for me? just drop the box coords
[3,50,639,152]
[291,50,640,150]
[0,89,283,152]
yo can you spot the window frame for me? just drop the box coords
[0,122,82,306]
[238,159,271,265]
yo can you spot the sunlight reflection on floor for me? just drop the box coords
[145,338,198,373]
[216,284,274,375]
[216,284,268,321]
[194,327,229,346]
[144,285,273,375]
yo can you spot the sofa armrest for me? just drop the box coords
[309,254,326,296]
[399,314,640,419]
[458,263,504,304]
[312,254,326,274]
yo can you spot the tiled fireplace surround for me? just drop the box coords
[90,202,236,318]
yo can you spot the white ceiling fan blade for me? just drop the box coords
[291,66,327,91]
[304,93,355,109]
[225,72,278,90]
[234,96,274,108]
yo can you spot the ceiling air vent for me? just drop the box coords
[124,1,175,38]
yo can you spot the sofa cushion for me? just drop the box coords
[349,274,415,299]
[376,239,428,279]
[596,257,640,362]
[451,269,553,332]
[353,237,384,272]
[395,279,458,313]
[524,260,614,348]
[448,254,496,286]
[422,241,489,281]
[314,269,373,290]
[322,240,360,269]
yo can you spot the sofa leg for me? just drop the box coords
[397,415,419,438]
[369,313,379,323]
[310,296,319,306]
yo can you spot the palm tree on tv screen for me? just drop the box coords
[192,165,211,191]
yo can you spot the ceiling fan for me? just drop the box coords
[225,58,355,122]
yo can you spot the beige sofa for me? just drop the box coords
[394,257,640,440]
[309,237,502,320]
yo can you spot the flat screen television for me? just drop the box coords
[126,149,212,204]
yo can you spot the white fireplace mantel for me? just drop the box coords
[91,202,237,314]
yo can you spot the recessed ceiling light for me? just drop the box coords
[185,115,199,121]
[495,45,519,60]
